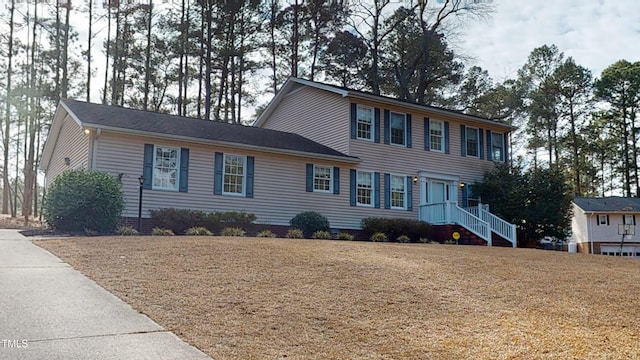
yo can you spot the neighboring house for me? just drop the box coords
[40,77,516,246]
[571,197,640,256]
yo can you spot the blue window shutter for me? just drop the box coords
[374,108,381,143]
[333,167,340,194]
[350,103,357,139]
[246,156,255,198]
[384,110,390,144]
[504,133,509,163]
[179,148,189,192]
[306,164,314,192]
[374,172,381,208]
[350,169,356,206]
[444,122,450,154]
[406,176,413,211]
[143,144,153,189]
[479,129,484,159]
[424,118,430,151]
[406,114,412,148]
[462,183,469,208]
[384,173,391,209]
[214,152,223,195]
[460,125,467,157]
[486,130,493,161]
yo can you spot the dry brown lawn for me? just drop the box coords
[36,236,640,359]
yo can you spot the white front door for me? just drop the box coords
[431,181,447,204]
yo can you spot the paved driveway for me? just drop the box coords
[0,229,212,360]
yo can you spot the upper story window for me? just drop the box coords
[430,120,443,152]
[466,127,479,157]
[597,215,609,226]
[491,132,505,161]
[390,174,406,209]
[390,112,406,146]
[223,154,245,195]
[153,146,180,191]
[313,165,332,193]
[357,171,373,207]
[357,105,374,141]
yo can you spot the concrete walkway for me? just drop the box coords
[0,229,212,360]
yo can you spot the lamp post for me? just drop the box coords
[138,175,145,233]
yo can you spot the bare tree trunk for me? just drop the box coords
[61,1,71,99]
[103,3,111,104]
[177,0,185,115]
[269,0,278,94]
[87,0,93,102]
[204,3,212,120]
[23,0,39,219]
[2,0,16,214]
[143,0,153,110]
[197,2,204,118]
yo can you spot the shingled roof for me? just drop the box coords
[574,197,640,213]
[60,99,357,161]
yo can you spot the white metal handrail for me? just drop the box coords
[419,203,491,244]
[466,205,517,247]
[452,205,491,245]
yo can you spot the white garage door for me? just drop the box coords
[601,245,640,257]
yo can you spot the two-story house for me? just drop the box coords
[40,77,516,245]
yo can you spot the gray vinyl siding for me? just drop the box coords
[93,133,371,229]
[45,115,90,185]
[260,86,351,155]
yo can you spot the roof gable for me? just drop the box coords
[42,100,358,169]
[255,77,516,130]
[574,197,640,213]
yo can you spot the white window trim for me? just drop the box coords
[390,111,407,146]
[356,105,375,142]
[153,145,180,191]
[356,170,374,207]
[597,215,608,225]
[466,127,480,158]
[222,154,246,196]
[390,173,407,210]
[313,165,333,193]
[430,119,444,153]
[491,132,505,162]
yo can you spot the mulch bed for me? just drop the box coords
[36,236,640,359]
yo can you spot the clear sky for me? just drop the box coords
[460,0,640,81]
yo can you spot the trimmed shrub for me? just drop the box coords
[152,227,175,236]
[312,230,331,239]
[43,169,124,233]
[337,232,354,241]
[185,227,213,236]
[150,209,256,235]
[370,232,387,242]
[256,230,277,238]
[361,217,431,243]
[396,235,411,243]
[220,227,246,237]
[290,211,330,238]
[286,228,304,239]
[116,226,139,236]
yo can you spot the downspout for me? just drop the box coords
[588,213,594,255]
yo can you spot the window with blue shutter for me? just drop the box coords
[143,144,188,192]
[350,169,356,206]
[444,122,450,154]
[333,167,340,195]
[374,108,381,143]
[214,152,223,195]
[350,103,357,139]
[246,156,254,198]
[406,176,413,211]
[460,125,467,156]
[374,172,381,208]
[424,117,430,151]
[384,173,391,209]
[486,130,493,161]
[384,110,390,144]
[306,164,314,192]
[479,129,484,159]
[406,114,412,148]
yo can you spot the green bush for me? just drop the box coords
[337,232,354,241]
[151,227,175,236]
[150,209,256,235]
[43,169,124,233]
[220,227,246,237]
[185,227,213,236]
[370,232,387,242]
[256,229,277,238]
[116,226,139,236]
[396,235,410,243]
[312,230,331,239]
[290,211,330,238]
[286,228,304,239]
[361,217,430,243]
